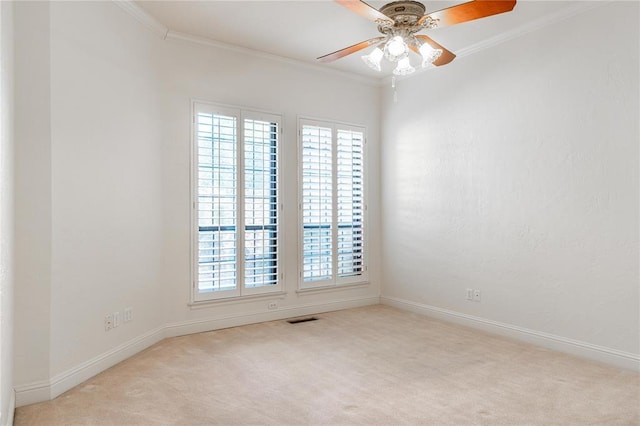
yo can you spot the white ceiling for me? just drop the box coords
[135,1,589,79]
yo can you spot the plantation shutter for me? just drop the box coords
[337,129,364,277]
[300,119,367,289]
[193,103,281,301]
[301,123,333,283]
[243,116,280,291]
[196,109,239,297]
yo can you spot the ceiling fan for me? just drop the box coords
[317,0,517,76]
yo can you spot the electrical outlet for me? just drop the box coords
[268,302,278,310]
[473,290,481,302]
[113,311,120,328]
[466,288,474,301]
[105,314,113,331]
[124,307,132,322]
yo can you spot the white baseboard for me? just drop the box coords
[165,296,380,337]
[48,326,166,402]
[2,390,15,426]
[15,326,165,408]
[15,296,380,407]
[13,379,49,408]
[381,295,640,372]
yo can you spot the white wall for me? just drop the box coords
[13,0,381,405]
[381,1,639,368]
[0,1,14,423]
[13,0,52,400]
[48,0,166,378]
[14,0,167,404]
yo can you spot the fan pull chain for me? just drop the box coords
[392,76,398,103]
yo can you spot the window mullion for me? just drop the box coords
[237,115,246,295]
[331,125,339,286]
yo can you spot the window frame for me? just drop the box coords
[298,117,369,291]
[191,101,283,303]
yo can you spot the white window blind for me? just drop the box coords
[193,103,281,301]
[299,119,367,289]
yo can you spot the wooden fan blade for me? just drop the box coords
[317,36,386,63]
[419,0,516,28]
[334,0,394,24]
[412,35,456,66]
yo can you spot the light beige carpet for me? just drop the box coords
[14,305,640,425]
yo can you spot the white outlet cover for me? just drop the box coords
[105,314,113,331]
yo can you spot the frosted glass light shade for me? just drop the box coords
[385,36,407,61]
[419,42,443,67]
[361,47,384,72]
[393,56,415,76]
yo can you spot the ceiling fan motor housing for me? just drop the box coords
[380,1,426,24]
[377,1,437,36]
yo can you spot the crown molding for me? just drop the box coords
[165,31,381,87]
[111,0,379,87]
[112,0,168,40]
[455,0,607,59]
[384,0,609,86]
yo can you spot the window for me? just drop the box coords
[192,102,281,301]
[299,118,367,289]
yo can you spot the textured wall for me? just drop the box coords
[381,2,639,356]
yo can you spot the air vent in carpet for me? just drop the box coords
[287,317,318,324]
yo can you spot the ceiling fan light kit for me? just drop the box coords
[394,56,416,76]
[319,0,517,77]
[419,43,442,67]
[362,46,385,71]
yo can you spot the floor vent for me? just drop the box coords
[287,317,318,324]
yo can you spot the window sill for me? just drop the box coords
[296,281,370,296]
[189,291,287,309]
